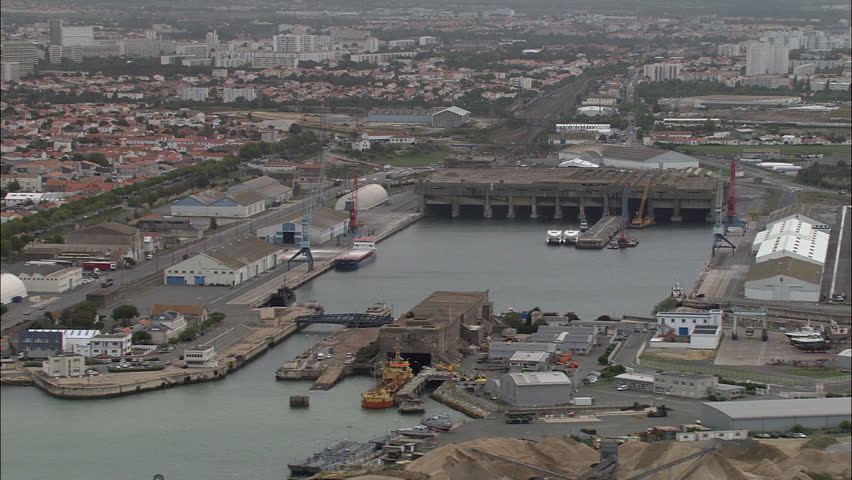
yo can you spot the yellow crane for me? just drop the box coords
[631,179,654,228]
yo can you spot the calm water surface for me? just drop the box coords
[1,218,711,479]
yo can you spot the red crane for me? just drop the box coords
[348,174,359,235]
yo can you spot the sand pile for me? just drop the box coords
[617,440,750,480]
[748,458,785,478]
[779,448,852,479]
[405,435,598,480]
[343,437,852,480]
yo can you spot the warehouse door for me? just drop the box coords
[166,276,186,285]
[678,327,689,336]
[194,276,205,285]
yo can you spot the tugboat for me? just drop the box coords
[264,286,295,307]
[361,344,414,409]
[421,413,453,432]
[579,219,589,232]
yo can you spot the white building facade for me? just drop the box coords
[90,332,133,357]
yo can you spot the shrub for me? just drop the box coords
[23,361,42,367]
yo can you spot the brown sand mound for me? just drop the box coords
[780,449,852,479]
[748,458,784,478]
[722,442,790,464]
[406,435,598,480]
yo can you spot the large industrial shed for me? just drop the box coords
[163,234,282,286]
[701,398,852,431]
[256,207,349,245]
[487,372,572,407]
[334,184,388,212]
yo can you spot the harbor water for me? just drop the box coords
[1,218,711,479]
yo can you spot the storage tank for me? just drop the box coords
[334,184,389,212]
[0,273,27,305]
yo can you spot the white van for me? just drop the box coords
[316,352,325,360]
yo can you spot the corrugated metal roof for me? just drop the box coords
[703,398,852,419]
[746,256,823,284]
[507,372,571,386]
[202,234,281,269]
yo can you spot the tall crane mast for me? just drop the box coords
[726,157,747,230]
[288,186,315,271]
[618,183,631,243]
[712,168,736,256]
[348,174,359,236]
[631,178,654,228]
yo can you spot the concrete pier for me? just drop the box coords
[394,370,453,403]
[575,216,623,249]
[418,168,716,222]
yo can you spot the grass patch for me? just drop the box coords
[677,145,852,157]
[783,367,850,378]
[382,150,449,167]
[798,191,849,205]
[43,206,125,238]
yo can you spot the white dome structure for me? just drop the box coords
[335,184,389,212]
[1,273,28,304]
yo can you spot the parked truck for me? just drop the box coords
[82,261,116,271]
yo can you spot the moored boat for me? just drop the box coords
[361,344,414,409]
[336,238,376,271]
[785,322,821,341]
[546,230,564,245]
[579,219,589,232]
[671,283,686,303]
[422,413,453,432]
[395,426,436,439]
[563,230,580,244]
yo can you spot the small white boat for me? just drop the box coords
[671,283,686,302]
[546,230,564,245]
[563,230,580,244]
[579,219,589,232]
[784,322,821,341]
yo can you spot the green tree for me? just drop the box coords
[289,123,303,134]
[652,297,679,315]
[131,331,152,344]
[44,233,64,244]
[5,180,21,192]
[178,327,198,342]
[59,301,98,329]
[86,152,110,167]
[112,304,139,320]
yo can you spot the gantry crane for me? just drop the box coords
[630,178,654,229]
[711,168,736,256]
[288,186,315,271]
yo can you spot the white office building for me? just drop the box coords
[43,353,86,377]
[184,346,217,368]
[223,87,257,103]
[273,34,331,53]
[643,63,681,82]
[90,332,133,357]
[177,86,209,102]
[745,39,790,76]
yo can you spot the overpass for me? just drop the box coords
[294,313,395,328]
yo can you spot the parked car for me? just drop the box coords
[753,433,772,439]
[785,432,808,438]
[617,384,630,391]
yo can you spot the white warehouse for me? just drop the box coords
[334,184,388,212]
[164,234,283,286]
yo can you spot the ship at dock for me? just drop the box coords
[335,238,376,271]
[361,344,414,409]
[287,438,385,475]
